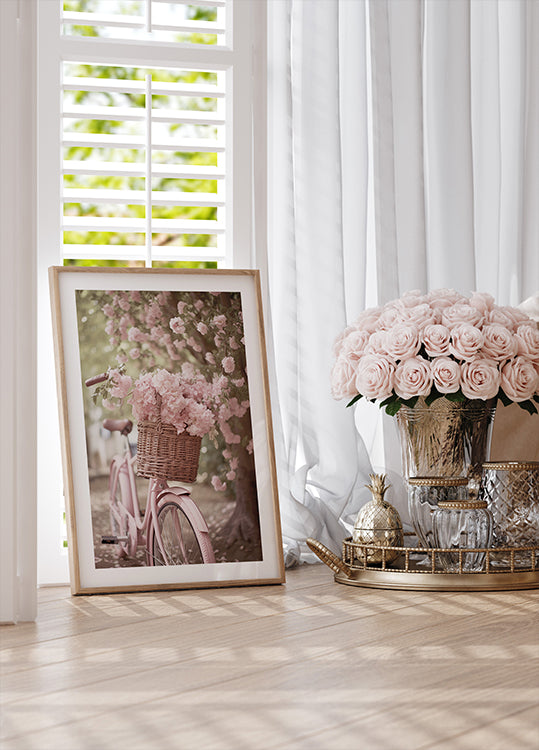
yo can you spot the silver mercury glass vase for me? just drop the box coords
[395,397,497,484]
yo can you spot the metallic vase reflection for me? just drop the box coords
[396,397,497,482]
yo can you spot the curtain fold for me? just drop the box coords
[268,0,539,564]
[268,0,374,564]
[424,0,477,291]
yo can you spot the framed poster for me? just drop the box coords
[49,267,284,594]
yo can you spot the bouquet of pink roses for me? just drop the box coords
[331,289,539,416]
[97,363,225,440]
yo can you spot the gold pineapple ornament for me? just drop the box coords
[353,474,404,564]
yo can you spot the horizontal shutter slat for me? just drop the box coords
[63,105,224,126]
[62,76,225,98]
[62,12,225,35]
[62,160,226,179]
[62,244,225,262]
[63,216,224,233]
[152,0,226,6]
[63,133,225,152]
[63,188,224,207]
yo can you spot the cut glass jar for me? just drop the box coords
[433,499,493,573]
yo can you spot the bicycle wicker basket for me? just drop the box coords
[136,420,202,483]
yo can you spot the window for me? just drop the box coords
[37,0,265,583]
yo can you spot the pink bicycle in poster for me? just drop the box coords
[85,373,215,566]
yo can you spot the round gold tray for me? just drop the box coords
[306,537,539,592]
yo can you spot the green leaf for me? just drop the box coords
[498,390,512,407]
[346,394,363,408]
[533,395,539,404]
[379,396,395,407]
[401,396,419,409]
[385,400,403,416]
[445,390,466,403]
[425,389,443,406]
[517,400,538,416]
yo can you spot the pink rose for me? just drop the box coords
[488,306,530,331]
[450,324,484,361]
[423,324,451,357]
[333,325,356,357]
[481,324,518,361]
[460,358,500,400]
[427,289,467,311]
[331,356,358,400]
[222,356,235,374]
[500,357,539,402]
[355,354,395,400]
[169,317,185,335]
[385,324,420,361]
[127,326,147,343]
[351,306,383,334]
[502,306,534,327]
[515,324,539,360]
[469,292,495,315]
[211,476,227,492]
[212,314,227,329]
[399,303,438,331]
[396,290,426,309]
[365,330,388,355]
[431,357,461,394]
[129,347,141,360]
[110,374,133,400]
[339,329,371,360]
[394,356,432,399]
[442,303,483,330]
[377,306,406,331]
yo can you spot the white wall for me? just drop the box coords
[0,0,38,623]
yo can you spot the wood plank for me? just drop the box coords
[1,565,538,750]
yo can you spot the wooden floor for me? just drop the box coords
[1,564,538,750]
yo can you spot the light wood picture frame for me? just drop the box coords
[49,267,285,594]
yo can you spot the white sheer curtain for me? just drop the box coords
[268,0,375,565]
[267,0,539,565]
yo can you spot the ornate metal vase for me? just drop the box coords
[395,397,496,546]
[396,397,497,483]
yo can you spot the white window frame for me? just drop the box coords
[36,0,267,584]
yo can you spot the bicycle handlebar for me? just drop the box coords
[85,372,109,387]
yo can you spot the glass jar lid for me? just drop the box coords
[437,499,488,510]
[408,476,468,487]
[482,461,539,471]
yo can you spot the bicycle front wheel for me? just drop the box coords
[149,499,211,565]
